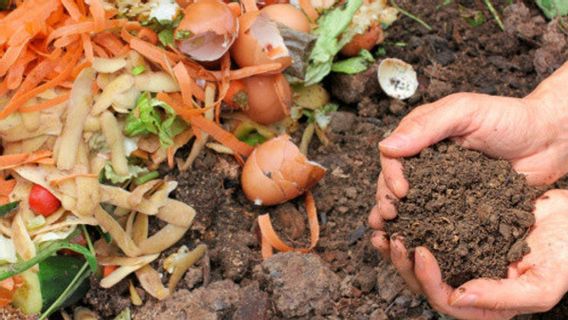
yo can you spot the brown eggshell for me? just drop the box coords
[176,0,238,61]
[178,0,236,35]
[260,4,311,33]
[241,135,326,206]
[230,12,292,70]
[242,73,292,125]
[340,24,384,57]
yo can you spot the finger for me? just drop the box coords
[512,155,568,186]
[414,247,517,320]
[370,230,390,260]
[390,237,422,293]
[377,173,398,220]
[449,270,563,313]
[380,154,408,198]
[368,205,384,230]
[379,93,481,158]
[507,262,521,279]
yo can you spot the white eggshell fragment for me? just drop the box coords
[377,58,418,100]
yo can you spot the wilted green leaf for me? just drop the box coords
[305,0,364,85]
[331,50,374,74]
[535,0,568,18]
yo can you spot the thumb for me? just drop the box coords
[379,93,481,158]
[449,270,562,312]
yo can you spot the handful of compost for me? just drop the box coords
[384,142,538,287]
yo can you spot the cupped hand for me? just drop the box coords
[368,90,568,228]
[371,189,568,319]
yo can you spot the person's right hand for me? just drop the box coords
[368,90,568,230]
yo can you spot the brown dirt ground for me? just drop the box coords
[82,1,568,319]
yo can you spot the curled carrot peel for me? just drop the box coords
[0,150,54,171]
[0,178,17,205]
[258,191,320,259]
[19,93,70,113]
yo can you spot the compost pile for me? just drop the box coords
[386,141,540,287]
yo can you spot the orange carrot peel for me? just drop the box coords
[258,191,320,259]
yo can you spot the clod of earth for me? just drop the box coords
[385,141,540,287]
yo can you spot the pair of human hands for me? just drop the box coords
[369,68,568,319]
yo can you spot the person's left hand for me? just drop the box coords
[371,189,568,320]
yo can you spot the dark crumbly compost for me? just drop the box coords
[385,141,539,287]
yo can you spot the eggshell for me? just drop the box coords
[241,135,326,206]
[242,73,291,125]
[260,4,311,33]
[230,12,291,70]
[176,0,238,61]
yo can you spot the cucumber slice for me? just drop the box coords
[12,270,43,315]
[39,255,89,310]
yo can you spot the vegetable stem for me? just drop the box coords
[299,123,316,156]
[134,171,160,185]
[390,0,432,31]
[0,241,97,281]
[483,0,505,31]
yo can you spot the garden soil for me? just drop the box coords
[385,142,539,288]
[81,1,568,319]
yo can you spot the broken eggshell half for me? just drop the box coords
[175,0,238,62]
[241,135,326,206]
[230,11,292,71]
[377,58,418,100]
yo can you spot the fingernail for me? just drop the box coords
[372,231,381,239]
[379,134,408,153]
[451,290,478,307]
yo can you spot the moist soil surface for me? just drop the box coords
[80,1,568,319]
[385,142,538,288]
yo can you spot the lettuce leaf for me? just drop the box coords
[102,162,148,185]
[535,0,568,18]
[305,0,363,85]
[124,92,186,147]
[331,49,374,74]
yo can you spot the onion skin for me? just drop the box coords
[230,12,292,70]
[242,73,292,125]
[241,135,326,206]
[260,4,311,33]
[341,24,384,57]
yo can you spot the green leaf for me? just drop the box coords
[331,49,374,74]
[242,132,267,146]
[114,308,132,320]
[0,0,12,10]
[465,10,486,27]
[102,162,148,185]
[175,29,192,40]
[314,103,339,129]
[39,256,89,310]
[124,92,187,147]
[305,0,364,85]
[158,29,175,46]
[0,200,19,217]
[131,65,146,75]
[0,241,97,282]
[535,0,568,18]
